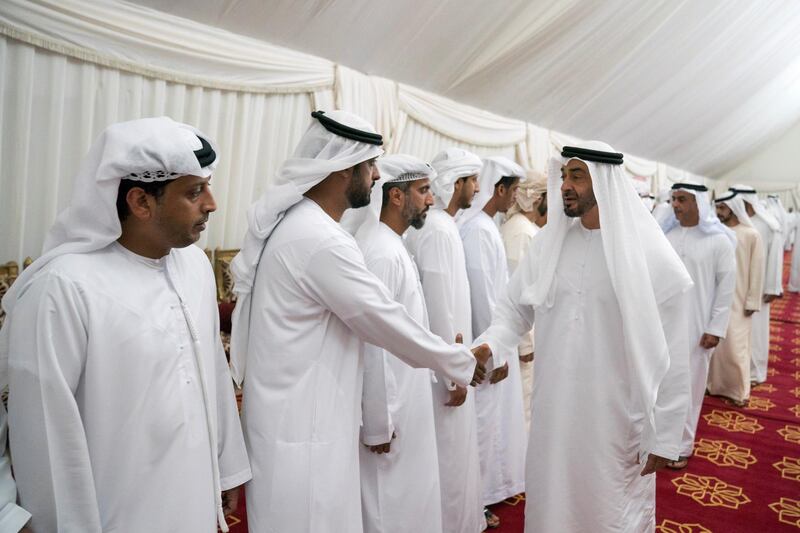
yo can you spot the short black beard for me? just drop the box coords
[346,169,372,208]
[563,192,597,218]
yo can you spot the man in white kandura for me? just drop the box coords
[1,117,250,533]
[765,195,790,252]
[729,186,783,385]
[708,191,764,406]
[353,154,441,533]
[460,156,527,521]
[662,182,736,470]
[0,406,29,532]
[229,111,489,533]
[405,147,486,533]
[790,207,800,292]
[499,171,548,432]
[475,142,693,532]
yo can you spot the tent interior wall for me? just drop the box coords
[1,0,799,264]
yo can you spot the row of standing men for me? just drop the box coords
[0,110,789,533]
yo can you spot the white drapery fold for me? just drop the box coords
[0,35,313,261]
[0,0,334,92]
[0,0,715,263]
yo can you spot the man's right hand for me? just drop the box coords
[699,333,720,350]
[744,309,756,317]
[445,385,467,407]
[470,343,492,385]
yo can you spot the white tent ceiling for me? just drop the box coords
[127,0,800,179]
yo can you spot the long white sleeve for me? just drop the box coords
[746,231,766,311]
[359,256,401,445]
[213,316,252,491]
[647,290,691,461]
[301,243,476,387]
[764,228,784,295]
[705,239,737,338]
[7,272,103,533]
[0,402,30,533]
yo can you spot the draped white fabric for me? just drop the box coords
[0,35,313,262]
[128,0,800,179]
[0,0,333,92]
[0,0,724,263]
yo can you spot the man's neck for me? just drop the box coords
[445,202,459,217]
[524,210,546,228]
[304,191,348,222]
[380,211,409,236]
[482,198,499,219]
[116,233,170,259]
[580,205,600,230]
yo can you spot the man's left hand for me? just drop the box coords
[764,294,780,304]
[699,333,720,350]
[222,486,242,515]
[519,352,534,363]
[489,362,509,384]
[640,453,671,476]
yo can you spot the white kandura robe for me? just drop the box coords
[461,211,526,506]
[666,226,736,457]
[356,222,442,533]
[405,208,485,533]
[785,212,797,251]
[0,404,30,532]
[6,243,250,533]
[477,223,690,532]
[790,213,800,291]
[750,215,783,383]
[240,199,476,533]
[499,213,540,432]
[708,224,764,402]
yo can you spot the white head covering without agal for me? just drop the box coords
[509,169,547,216]
[730,184,780,231]
[229,110,384,384]
[660,181,736,247]
[348,154,435,238]
[766,195,789,236]
[519,140,692,458]
[458,155,525,226]
[429,148,483,209]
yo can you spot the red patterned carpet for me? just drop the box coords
[225,255,800,533]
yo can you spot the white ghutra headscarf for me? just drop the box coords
[660,182,736,247]
[230,110,384,385]
[429,147,483,209]
[519,141,692,458]
[730,184,780,231]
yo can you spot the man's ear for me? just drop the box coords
[389,186,405,207]
[126,187,154,220]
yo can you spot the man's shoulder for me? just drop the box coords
[739,225,760,240]
[270,203,356,259]
[45,247,116,280]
